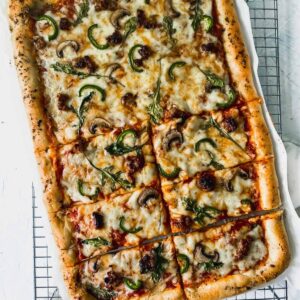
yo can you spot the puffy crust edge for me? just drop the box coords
[247,100,274,159]
[256,158,281,210]
[8,0,56,152]
[183,210,290,300]
[214,0,259,101]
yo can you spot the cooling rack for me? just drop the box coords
[32,0,286,299]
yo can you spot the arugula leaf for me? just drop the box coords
[51,62,106,79]
[182,198,221,225]
[82,237,110,247]
[147,77,163,124]
[163,16,177,48]
[151,243,169,283]
[191,0,202,32]
[74,0,89,26]
[210,117,245,152]
[85,155,133,190]
[198,260,224,271]
[85,283,116,299]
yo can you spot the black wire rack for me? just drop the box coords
[32,0,286,299]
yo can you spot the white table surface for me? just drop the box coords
[0,0,299,299]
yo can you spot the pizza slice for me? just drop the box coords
[36,122,160,210]
[63,237,184,299]
[51,188,169,266]
[162,159,280,233]
[173,211,290,300]
[152,100,272,185]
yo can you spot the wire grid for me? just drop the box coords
[32,1,286,299]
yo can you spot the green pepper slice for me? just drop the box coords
[79,84,106,102]
[177,253,190,274]
[81,237,109,247]
[119,216,143,233]
[124,278,143,291]
[205,72,224,89]
[38,15,59,41]
[216,88,236,109]
[206,150,224,170]
[201,15,213,32]
[116,129,137,145]
[168,61,186,81]
[77,179,99,197]
[158,164,180,179]
[128,44,144,73]
[88,24,109,50]
[194,138,217,152]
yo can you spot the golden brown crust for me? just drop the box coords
[8,0,56,152]
[183,211,290,300]
[247,100,274,159]
[256,158,281,210]
[214,0,259,101]
[35,147,64,212]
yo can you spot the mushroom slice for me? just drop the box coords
[89,117,112,135]
[162,129,183,152]
[166,0,181,18]
[110,9,130,29]
[137,188,160,207]
[56,40,80,58]
[194,243,220,263]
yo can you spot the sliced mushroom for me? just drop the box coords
[194,243,219,263]
[163,129,183,152]
[89,117,112,135]
[224,179,234,192]
[166,0,181,18]
[106,63,123,84]
[110,9,130,29]
[238,168,250,180]
[137,188,160,206]
[56,40,80,58]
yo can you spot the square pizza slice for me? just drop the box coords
[173,211,290,300]
[152,100,272,185]
[36,122,160,211]
[162,159,280,233]
[63,237,184,299]
[51,188,169,266]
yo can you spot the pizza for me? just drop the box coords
[9,0,290,299]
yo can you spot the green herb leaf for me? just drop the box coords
[82,237,109,247]
[210,117,245,152]
[151,243,169,283]
[177,253,190,274]
[182,198,221,225]
[205,150,224,170]
[74,0,89,26]
[86,283,116,300]
[198,260,224,271]
[123,17,138,42]
[124,278,143,291]
[51,62,105,79]
[147,71,164,124]
[163,16,177,48]
[191,0,202,32]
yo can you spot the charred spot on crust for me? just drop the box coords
[57,93,70,111]
[197,171,216,192]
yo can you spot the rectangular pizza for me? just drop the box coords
[9,0,290,299]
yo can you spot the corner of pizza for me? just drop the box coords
[9,0,290,299]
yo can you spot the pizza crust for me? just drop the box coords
[183,211,290,300]
[247,100,274,159]
[214,0,259,101]
[8,0,57,153]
